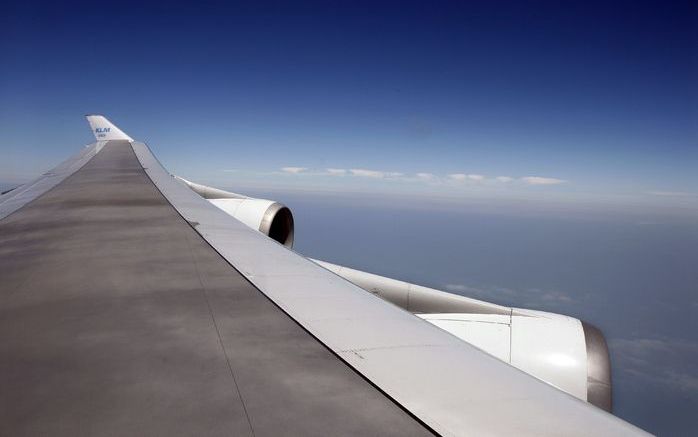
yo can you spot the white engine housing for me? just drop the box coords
[419,310,588,403]
[313,258,612,411]
[208,198,294,248]
[175,176,294,248]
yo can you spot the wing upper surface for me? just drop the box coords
[0,141,104,220]
[132,139,650,436]
[0,140,432,436]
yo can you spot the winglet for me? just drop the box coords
[85,115,133,141]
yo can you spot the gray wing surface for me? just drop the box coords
[0,139,649,436]
[0,141,104,220]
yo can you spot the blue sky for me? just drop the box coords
[1,0,696,216]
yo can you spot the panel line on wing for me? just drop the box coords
[182,231,257,437]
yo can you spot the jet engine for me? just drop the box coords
[418,311,612,412]
[176,176,294,248]
[312,259,612,412]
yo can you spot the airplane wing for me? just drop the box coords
[0,116,649,436]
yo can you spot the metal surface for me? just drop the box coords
[0,141,103,220]
[0,141,432,436]
[419,312,589,404]
[174,176,295,249]
[312,258,518,315]
[583,321,614,412]
[133,138,650,436]
[312,259,614,412]
[207,198,295,248]
[86,115,133,141]
[259,201,294,248]
[174,177,295,247]
[175,176,247,199]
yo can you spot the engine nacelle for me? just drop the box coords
[312,258,612,411]
[418,311,611,412]
[208,198,294,248]
[175,176,294,248]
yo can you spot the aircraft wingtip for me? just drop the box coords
[85,115,133,141]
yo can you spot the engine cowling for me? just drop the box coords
[208,198,294,248]
[312,258,612,411]
[176,176,294,248]
[418,311,611,412]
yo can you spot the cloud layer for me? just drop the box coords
[448,173,485,182]
[349,168,404,178]
[520,176,567,185]
[326,168,347,175]
[277,166,568,187]
[281,167,307,174]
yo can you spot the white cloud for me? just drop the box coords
[521,176,567,185]
[449,173,485,182]
[350,169,403,179]
[273,168,569,187]
[445,284,471,292]
[326,168,347,176]
[350,169,385,178]
[281,167,307,174]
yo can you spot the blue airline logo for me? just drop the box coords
[95,127,110,138]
